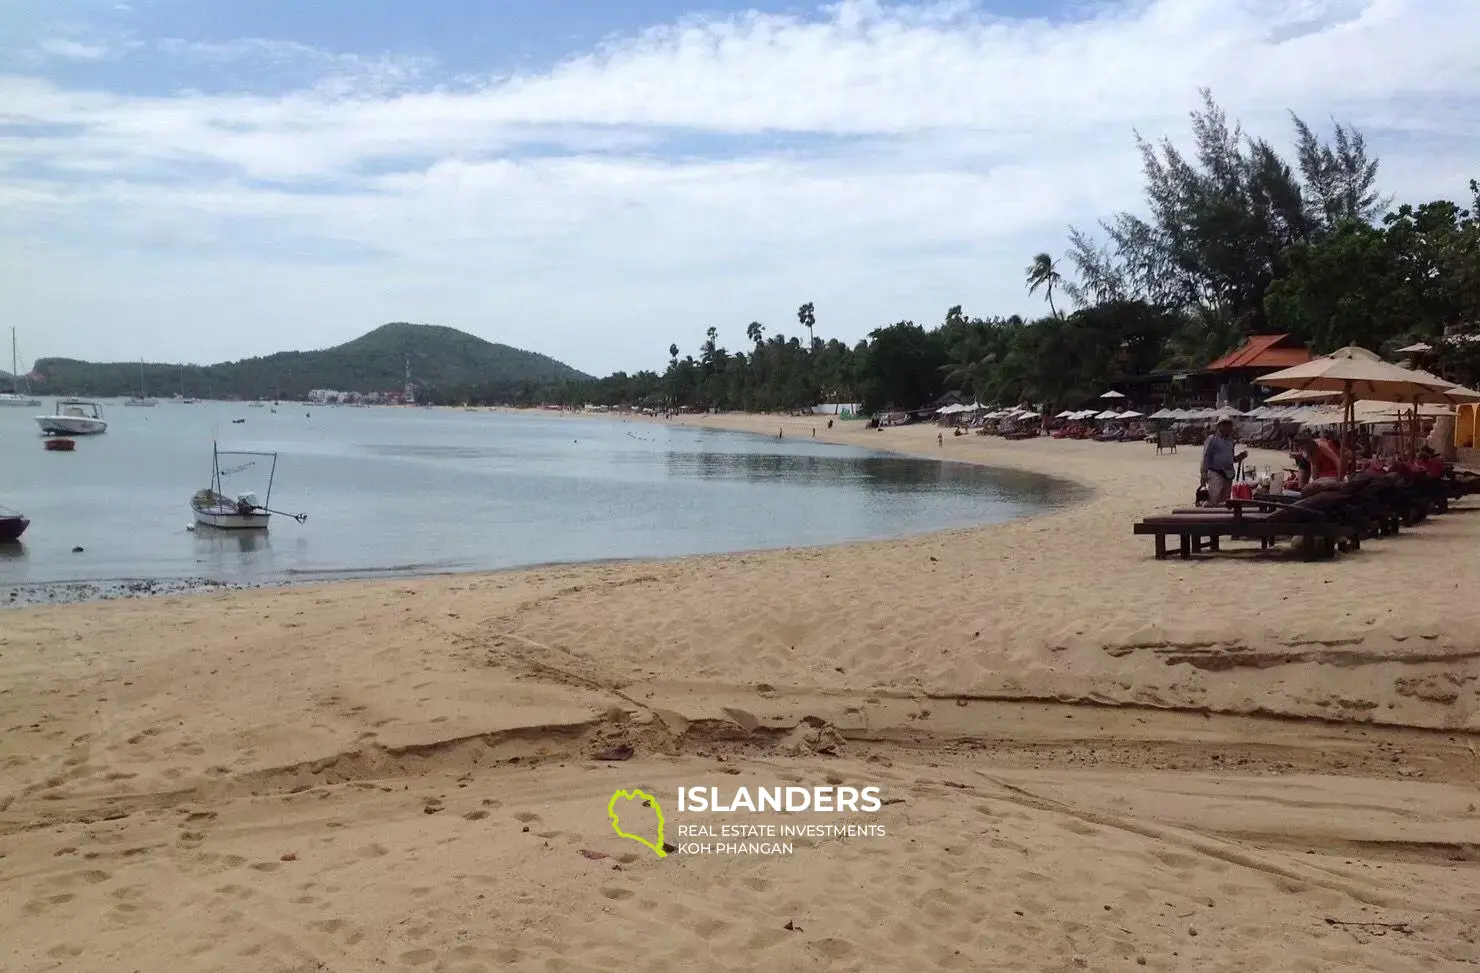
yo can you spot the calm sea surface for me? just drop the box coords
[0,402,1083,588]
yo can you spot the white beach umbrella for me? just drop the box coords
[1095,410,1121,420]
[1099,390,1126,399]
[1118,410,1144,419]
[1054,410,1074,418]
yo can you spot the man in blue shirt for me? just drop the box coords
[1201,418,1247,506]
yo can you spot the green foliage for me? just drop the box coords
[1063,89,1385,334]
[32,324,590,402]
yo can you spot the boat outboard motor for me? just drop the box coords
[235,491,259,515]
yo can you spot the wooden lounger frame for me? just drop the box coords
[1132,515,1355,560]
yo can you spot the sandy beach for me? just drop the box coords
[3,412,1479,972]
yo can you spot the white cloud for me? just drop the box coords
[36,38,113,61]
[1,0,1479,375]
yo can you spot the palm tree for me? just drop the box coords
[1025,253,1063,319]
[797,302,816,349]
[746,321,765,346]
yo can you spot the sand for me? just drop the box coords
[3,411,1479,972]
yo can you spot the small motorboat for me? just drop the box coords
[43,437,76,451]
[0,505,29,541]
[35,399,107,435]
[190,441,307,531]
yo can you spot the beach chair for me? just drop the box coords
[1133,498,1355,560]
[1155,429,1177,455]
[1172,482,1383,542]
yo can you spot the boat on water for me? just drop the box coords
[1,328,41,408]
[0,504,28,542]
[35,399,107,435]
[191,441,308,530]
[125,359,158,406]
[178,364,200,403]
[43,437,76,451]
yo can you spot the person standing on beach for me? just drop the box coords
[1200,418,1246,506]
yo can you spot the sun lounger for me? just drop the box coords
[1133,498,1355,560]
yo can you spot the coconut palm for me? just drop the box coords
[1025,253,1063,319]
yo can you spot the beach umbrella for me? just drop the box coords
[1258,346,1454,474]
[1099,390,1126,399]
[1401,368,1480,403]
[1396,341,1433,354]
[1054,410,1074,418]
[1384,367,1480,456]
[1265,387,1340,405]
[1118,410,1144,419]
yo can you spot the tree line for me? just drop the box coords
[440,90,1480,414]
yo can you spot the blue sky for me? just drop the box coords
[2,0,1478,376]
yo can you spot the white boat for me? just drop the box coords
[190,442,307,531]
[35,399,107,435]
[1,328,41,407]
[124,359,158,406]
[177,364,200,403]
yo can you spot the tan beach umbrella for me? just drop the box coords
[1383,367,1480,455]
[1395,341,1433,354]
[1258,346,1455,474]
[1264,387,1340,404]
[1403,368,1480,403]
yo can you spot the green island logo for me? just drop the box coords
[608,788,667,857]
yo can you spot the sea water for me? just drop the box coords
[0,403,1083,590]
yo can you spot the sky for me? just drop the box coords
[1,1,1478,378]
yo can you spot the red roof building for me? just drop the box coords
[1205,334,1312,372]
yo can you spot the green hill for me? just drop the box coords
[29,324,591,401]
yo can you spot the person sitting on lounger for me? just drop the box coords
[1295,435,1342,481]
[1419,447,1445,479]
[1200,418,1247,506]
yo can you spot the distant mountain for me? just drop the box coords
[29,324,591,401]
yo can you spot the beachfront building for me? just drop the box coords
[1205,334,1313,411]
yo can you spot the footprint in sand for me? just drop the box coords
[22,893,76,915]
[45,869,110,890]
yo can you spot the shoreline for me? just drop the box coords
[1,412,1091,608]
